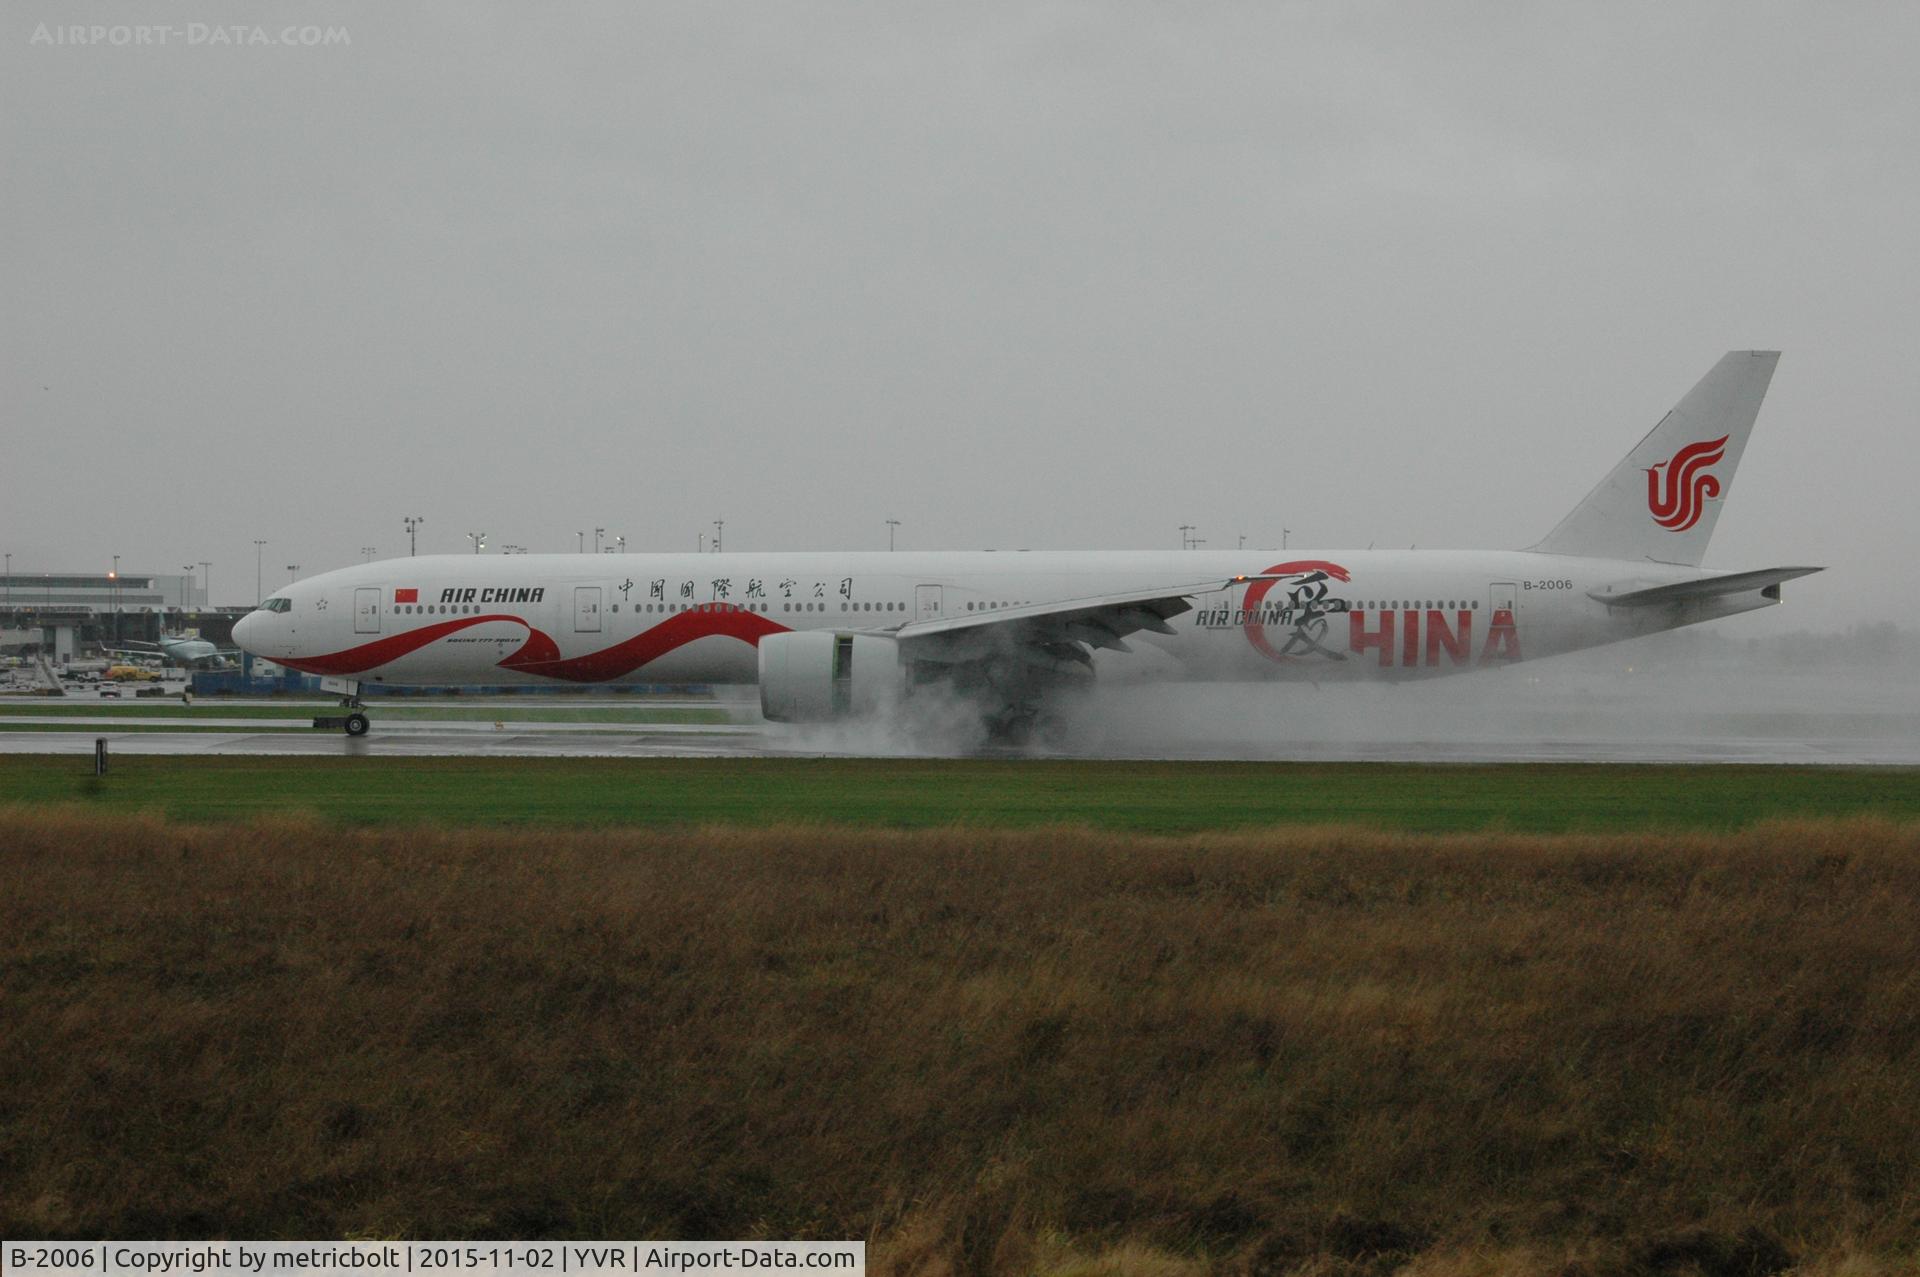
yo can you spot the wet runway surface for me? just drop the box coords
[0,724,768,758]
[5,727,1912,764]
[5,663,1918,764]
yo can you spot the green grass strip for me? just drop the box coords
[3,755,1918,833]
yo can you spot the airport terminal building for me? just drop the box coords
[0,569,227,665]
[1,570,206,613]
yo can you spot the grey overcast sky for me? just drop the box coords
[4,3,1916,627]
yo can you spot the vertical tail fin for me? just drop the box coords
[1529,350,1780,566]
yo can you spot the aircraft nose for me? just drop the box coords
[232,612,260,654]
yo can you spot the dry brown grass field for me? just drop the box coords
[4,809,1920,1275]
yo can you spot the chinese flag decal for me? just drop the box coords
[395,588,418,603]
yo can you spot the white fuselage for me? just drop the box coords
[232,550,1772,689]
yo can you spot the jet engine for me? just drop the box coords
[758,631,906,721]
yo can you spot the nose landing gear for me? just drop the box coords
[312,679,371,736]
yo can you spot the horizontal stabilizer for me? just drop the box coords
[1588,566,1822,608]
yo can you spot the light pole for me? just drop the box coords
[287,565,300,584]
[467,532,486,554]
[404,516,425,556]
[713,518,724,553]
[199,561,210,610]
[577,531,585,553]
[1282,528,1291,550]
[615,535,626,554]
[594,527,604,554]
[361,546,377,563]
[4,552,10,607]
[182,565,194,609]
[886,518,900,551]
[110,555,120,644]
[1178,524,1194,550]
[254,540,267,605]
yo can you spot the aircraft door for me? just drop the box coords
[574,586,602,632]
[914,584,943,620]
[354,588,381,635]
[1489,582,1517,621]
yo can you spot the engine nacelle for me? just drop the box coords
[758,631,906,722]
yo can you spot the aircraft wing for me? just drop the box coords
[1589,566,1823,608]
[888,579,1230,670]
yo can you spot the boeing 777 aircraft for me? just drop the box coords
[234,352,1818,737]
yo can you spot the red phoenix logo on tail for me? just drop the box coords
[1646,434,1728,531]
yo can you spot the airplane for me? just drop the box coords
[104,633,233,669]
[234,351,1819,739]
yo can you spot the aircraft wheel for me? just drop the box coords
[983,706,1038,747]
[344,712,370,737]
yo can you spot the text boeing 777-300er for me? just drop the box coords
[235,352,1819,738]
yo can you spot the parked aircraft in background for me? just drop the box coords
[105,633,234,670]
[234,352,1817,738]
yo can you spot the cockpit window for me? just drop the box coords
[260,597,292,614]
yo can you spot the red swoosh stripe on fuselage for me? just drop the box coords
[275,607,791,682]
[276,614,530,676]
[498,605,789,682]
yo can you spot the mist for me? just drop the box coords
[765,623,1920,763]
